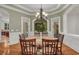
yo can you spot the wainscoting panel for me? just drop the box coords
[9,32,20,45]
[64,34,79,52]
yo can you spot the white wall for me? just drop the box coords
[9,32,20,45]
[21,16,30,36]
[0,19,4,30]
[67,5,79,35]
[63,5,79,52]
[64,34,79,52]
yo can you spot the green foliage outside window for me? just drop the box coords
[35,19,47,32]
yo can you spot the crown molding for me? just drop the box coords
[45,4,61,12]
[12,4,35,13]
[0,4,70,16]
[49,4,70,15]
[12,4,61,13]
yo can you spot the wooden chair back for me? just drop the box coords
[1,31,9,38]
[58,34,64,54]
[42,39,58,55]
[19,34,25,40]
[58,34,64,43]
[20,39,37,55]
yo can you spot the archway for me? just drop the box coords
[34,18,47,36]
[32,18,49,36]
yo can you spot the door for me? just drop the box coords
[53,22,59,37]
[23,22,28,37]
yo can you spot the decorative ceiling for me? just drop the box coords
[0,4,71,16]
[16,4,59,12]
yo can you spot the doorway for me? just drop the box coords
[34,19,47,36]
[23,22,28,37]
[53,22,59,38]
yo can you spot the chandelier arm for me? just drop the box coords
[35,4,48,19]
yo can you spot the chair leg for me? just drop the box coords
[57,48,62,55]
[60,50,62,55]
[60,48,62,55]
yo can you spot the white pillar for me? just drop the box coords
[21,17,23,34]
[28,18,32,36]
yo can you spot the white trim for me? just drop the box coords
[64,33,79,37]
[13,4,61,13]
[49,5,70,15]
[64,5,76,15]
[21,17,23,33]
[58,16,61,33]
[13,4,69,16]
[28,18,31,36]
[51,18,54,34]
[13,4,33,12]
[63,33,79,53]
[32,19,35,35]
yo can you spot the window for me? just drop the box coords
[4,23,9,30]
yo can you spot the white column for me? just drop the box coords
[47,19,51,36]
[21,17,23,34]
[63,15,67,34]
[50,18,54,36]
[32,19,36,36]
[28,18,31,36]
[0,30,1,41]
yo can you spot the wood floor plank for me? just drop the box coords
[0,43,79,55]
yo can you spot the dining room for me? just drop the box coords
[0,4,79,55]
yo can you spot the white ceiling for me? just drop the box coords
[12,4,70,15]
[0,8,9,22]
[0,4,70,15]
[0,8,9,18]
[18,4,60,12]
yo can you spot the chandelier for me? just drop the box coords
[35,5,48,19]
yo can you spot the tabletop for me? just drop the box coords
[25,36,58,45]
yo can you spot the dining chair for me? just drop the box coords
[42,39,58,55]
[19,34,25,40]
[1,31,9,38]
[57,34,64,54]
[19,38,37,55]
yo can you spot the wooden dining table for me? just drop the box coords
[26,36,58,45]
[25,36,58,54]
[25,36,58,45]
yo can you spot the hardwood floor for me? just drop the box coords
[0,43,79,55]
